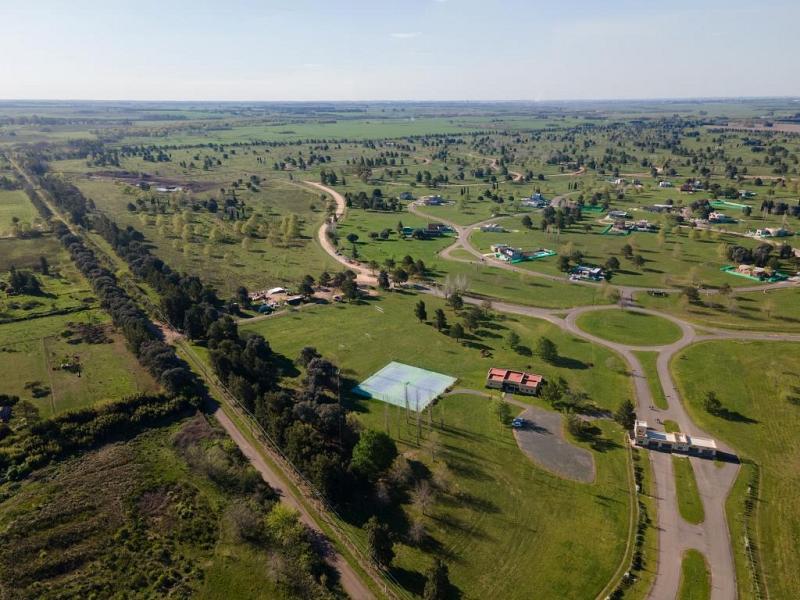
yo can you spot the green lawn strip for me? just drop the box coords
[672,340,798,597]
[576,310,683,346]
[618,449,660,599]
[0,189,38,231]
[632,351,668,410]
[678,549,711,600]
[672,456,705,524]
[175,343,391,600]
[663,420,680,433]
[724,462,760,600]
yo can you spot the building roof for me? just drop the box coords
[487,367,543,387]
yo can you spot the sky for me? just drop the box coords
[1,0,799,102]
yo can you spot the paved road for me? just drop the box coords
[308,179,800,599]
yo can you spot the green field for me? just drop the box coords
[239,292,633,598]
[63,174,339,296]
[636,287,800,334]
[678,549,711,600]
[0,189,38,234]
[672,340,800,598]
[0,310,157,417]
[672,456,705,525]
[576,309,683,346]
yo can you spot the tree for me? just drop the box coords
[614,399,636,430]
[703,391,722,415]
[449,292,463,310]
[450,323,465,341]
[377,270,390,290]
[423,559,452,600]
[415,300,427,322]
[537,337,558,363]
[299,275,315,298]
[365,516,395,568]
[557,255,571,272]
[604,256,620,271]
[341,277,359,301]
[39,255,49,276]
[434,308,447,331]
[351,430,398,481]
[346,232,359,254]
[493,398,511,426]
[632,254,646,270]
[507,331,520,350]
[521,215,533,229]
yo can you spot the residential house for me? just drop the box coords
[399,191,414,200]
[485,368,543,396]
[480,223,505,233]
[608,210,631,219]
[421,195,445,206]
[570,265,605,281]
[658,181,673,188]
[708,211,737,224]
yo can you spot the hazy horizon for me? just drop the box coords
[2,0,799,102]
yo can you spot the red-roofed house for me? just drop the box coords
[485,368,543,396]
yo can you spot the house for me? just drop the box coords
[633,420,717,458]
[658,181,673,188]
[285,295,305,306]
[570,265,605,281]
[708,211,737,224]
[426,222,451,236]
[739,190,756,199]
[608,210,631,219]
[421,195,445,206]
[736,264,770,279]
[480,223,505,233]
[267,287,287,296]
[399,191,414,200]
[486,368,543,396]
[521,195,549,208]
[680,183,695,193]
[645,204,674,213]
[613,178,626,185]
[756,227,792,238]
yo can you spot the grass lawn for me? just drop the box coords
[636,287,800,334]
[0,235,63,271]
[678,549,711,600]
[0,189,38,233]
[242,292,632,411]
[576,309,683,346]
[0,310,157,417]
[663,420,680,433]
[672,340,800,599]
[632,351,668,409]
[241,292,634,598]
[673,456,705,524]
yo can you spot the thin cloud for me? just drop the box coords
[391,32,422,39]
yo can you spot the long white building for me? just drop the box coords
[634,420,717,458]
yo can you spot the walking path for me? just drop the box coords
[308,180,800,600]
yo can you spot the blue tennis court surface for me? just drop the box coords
[352,361,457,411]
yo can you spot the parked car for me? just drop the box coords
[511,417,526,429]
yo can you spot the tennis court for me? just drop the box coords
[352,361,457,411]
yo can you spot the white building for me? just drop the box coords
[633,420,717,458]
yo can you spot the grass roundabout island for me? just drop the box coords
[575,309,683,346]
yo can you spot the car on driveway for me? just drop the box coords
[511,417,527,429]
